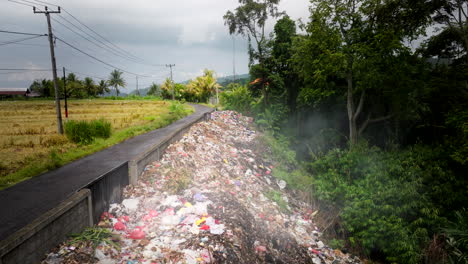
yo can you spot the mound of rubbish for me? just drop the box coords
[43,111,361,264]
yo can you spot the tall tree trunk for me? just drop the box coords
[347,71,357,145]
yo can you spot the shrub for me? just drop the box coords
[309,144,449,263]
[169,101,189,119]
[220,85,253,114]
[64,119,112,144]
[443,209,468,263]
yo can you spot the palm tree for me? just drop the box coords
[147,82,160,96]
[160,77,174,99]
[187,69,221,103]
[108,69,126,96]
[83,77,96,97]
[97,80,110,95]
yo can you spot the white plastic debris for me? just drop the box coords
[277,180,287,189]
[121,198,139,212]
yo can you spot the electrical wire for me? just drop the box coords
[55,36,151,77]
[0,30,46,36]
[0,68,51,71]
[0,35,45,46]
[31,0,160,65]
[7,0,34,8]
[51,16,149,66]
[64,68,107,80]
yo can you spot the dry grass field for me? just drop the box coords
[0,99,192,189]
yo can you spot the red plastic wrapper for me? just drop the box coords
[128,228,146,239]
[114,221,126,231]
[118,215,130,223]
[199,225,210,230]
[149,210,159,217]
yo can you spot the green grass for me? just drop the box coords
[0,100,193,189]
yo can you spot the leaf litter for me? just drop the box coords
[42,111,361,264]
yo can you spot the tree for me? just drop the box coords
[271,15,299,115]
[83,77,96,97]
[108,69,126,96]
[160,78,174,99]
[292,0,414,145]
[433,0,468,62]
[187,69,221,103]
[65,73,85,98]
[97,80,110,95]
[224,0,283,104]
[147,83,160,96]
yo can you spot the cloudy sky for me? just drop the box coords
[1,0,311,91]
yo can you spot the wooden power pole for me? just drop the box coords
[166,64,175,100]
[34,6,63,134]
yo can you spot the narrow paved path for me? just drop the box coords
[0,104,212,241]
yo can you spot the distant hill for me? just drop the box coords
[129,87,151,96]
[102,90,128,97]
[217,73,249,83]
[218,73,250,87]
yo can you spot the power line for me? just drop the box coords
[0,29,46,36]
[7,0,34,8]
[32,0,58,7]
[0,35,46,46]
[65,68,107,80]
[60,7,152,63]
[0,68,51,71]
[1,42,48,47]
[51,16,152,66]
[55,36,151,77]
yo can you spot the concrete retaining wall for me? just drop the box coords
[88,163,129,224]
[0,189,93,264]
[0,108,213,264]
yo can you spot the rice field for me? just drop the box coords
[0,99,192,189]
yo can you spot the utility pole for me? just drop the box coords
[233,36,236,82]
[136,76,140,96]
[63,67,68,118]
[34,6,63,134]
[166,64,175,100]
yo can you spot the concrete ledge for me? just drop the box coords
[0,189,92,264]
[87,162,129,223]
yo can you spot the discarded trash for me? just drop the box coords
[42,111,362,264]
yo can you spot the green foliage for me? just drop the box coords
[64,119,112,144]
[265,190,290,213]
[147,83,161,96]
[169,101,190,119]
[220,85,254,114]
[254,103,288,134]
[108,69,126,96]
[308,144,457,263]
[70,227,120,250]
[443,210,468,264]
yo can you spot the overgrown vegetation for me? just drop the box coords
[64,119,111,144]
[222,0,468,262]
[69,227,120,250]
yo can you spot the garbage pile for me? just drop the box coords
[43,111,361,264]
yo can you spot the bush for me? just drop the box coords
[220,85,253,114]
[309,143,450,263]
[169,101,190,119]
[64,119,112,144]
[443,209,468,263]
